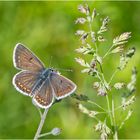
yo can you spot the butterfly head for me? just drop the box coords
[48,68,61,75]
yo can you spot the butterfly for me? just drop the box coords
[12,43,77,109]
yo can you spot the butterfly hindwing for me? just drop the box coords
[50,72,77,100]
[13,43,45,71]
[32,79,54,109]
[13,71,40,96]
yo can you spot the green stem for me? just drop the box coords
[89,20,92,34]
[96,71,104,86]
[103,45,114,59]
[88,100,106,112]
[115,104,125,111]
[112,99,118,140]
[93,115,101,122]
[98,62,103,74]
[109,69,118,85]
[94,42,98,53]
[106,95,113,126]
[101,66,118,139]
[88,16,98,53]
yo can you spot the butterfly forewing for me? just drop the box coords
[13,71,40,96]
[13,43,45,71]
[32,79,54,109]
[50,72,77,100]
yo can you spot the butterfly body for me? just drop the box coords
[13,43,77,109]
[40,68,53,80]
[30,68,53,95]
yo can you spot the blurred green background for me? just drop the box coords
[0,1,140,139]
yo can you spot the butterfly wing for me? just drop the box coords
[32,79,54,109]
[50,72,77,100]
[13,71,40,96]
[13,43,45,71]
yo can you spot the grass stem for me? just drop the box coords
[88,100,106,112]
[106,95,113,126]
[34,109,49,140]
[112,99,118,140]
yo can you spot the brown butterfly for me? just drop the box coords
[12,43,77,109]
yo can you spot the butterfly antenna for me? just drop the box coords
[55,68,73,72]
[49,56,53,68]
[48,56,73,72]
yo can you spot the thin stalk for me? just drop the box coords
[38,132,52,138]
[112,99,118,140]
[36,107,43,118]
[87,19,119,139]
[109,69,118,85]
[88,17,98,53]
[115,104,125,111]
[101,65,118,139]
[93,115,101,122]
[103,45,114,59]
[98,62,103,74]
[94,42,98,54]
[88,100,117,114]
[88,17,93,35]
[88,100,106,112]
[106,95,113,126]
[96,71,104,86]
[34,109,49,140]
